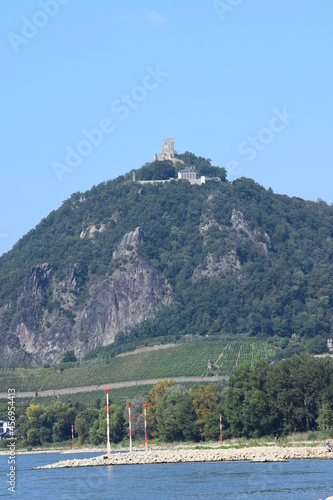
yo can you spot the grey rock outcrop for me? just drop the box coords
[231,209,271,254]
[193,209,271,281]
[76,228,171,350]
[4,228,171,364]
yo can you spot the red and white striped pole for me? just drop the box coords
[128,403,132,453]
[143,403,147,452]
[71,424,74,450]
[106,389,111,458]
[220,414,222,445]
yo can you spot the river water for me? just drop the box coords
[0,452,332,499]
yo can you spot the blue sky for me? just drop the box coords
[1,0,333,256]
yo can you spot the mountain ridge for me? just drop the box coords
[1,153,332,366]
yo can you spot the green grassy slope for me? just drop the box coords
[0,340,270,392]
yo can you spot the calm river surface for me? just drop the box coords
[1,452,333,499]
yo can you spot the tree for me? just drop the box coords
[39,426,52,444]
[75,408,99,445]
[156,390,200,442]
[123,397,145,439]
[27,428,41,447]
[192,384,220,440]
[89,403,125,445]
[317,403,333,431]
[266,354,327,434]
[26,403,44,428]
[109,404,126,443]
[146,380,175,438]
[136,160,176,181]
[62,350,77,362]
[224,363,251,437]
[45,401,76,442]
[89,409,105,446]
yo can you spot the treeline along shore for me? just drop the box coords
[2,354,333,451]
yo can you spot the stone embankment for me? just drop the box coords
[36,446,333,469]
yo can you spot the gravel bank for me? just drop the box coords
[35,446,333,469]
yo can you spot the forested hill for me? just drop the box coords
[1,153,333,366]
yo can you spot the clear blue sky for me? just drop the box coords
[2,0,333,256]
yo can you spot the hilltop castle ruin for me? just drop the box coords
[133,138,220,186]
[153,137,181,165]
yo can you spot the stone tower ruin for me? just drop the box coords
[153,137,181,164]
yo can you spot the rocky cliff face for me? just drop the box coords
[3,228,171,365]
[0,209,271,366]
[192,207,271,281]
[75,227,171,351]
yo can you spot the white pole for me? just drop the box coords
[106,389,111,458]
[71,424,74,450]
[144,403,147,452]
[128,403,132,453]
[220,414,222,445]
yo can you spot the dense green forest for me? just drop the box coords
[2,355,333,448]
[1,152,333,365]
[225,354,333,437]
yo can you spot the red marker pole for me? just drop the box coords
[220,414,222,445]
[71,424,74,450]
[106,389,111,458]
[128,403,132,453]
[144,403,147,452]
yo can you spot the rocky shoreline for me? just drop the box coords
[35,445,333,469]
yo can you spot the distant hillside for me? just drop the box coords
[0,152,332,366]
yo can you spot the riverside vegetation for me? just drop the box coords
[2,355,333,449]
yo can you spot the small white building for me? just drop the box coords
[178,167,205,185]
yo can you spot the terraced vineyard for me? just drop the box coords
[0,340,271,393]
[220,340,268,374]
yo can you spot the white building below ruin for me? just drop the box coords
[178,167,205,185]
